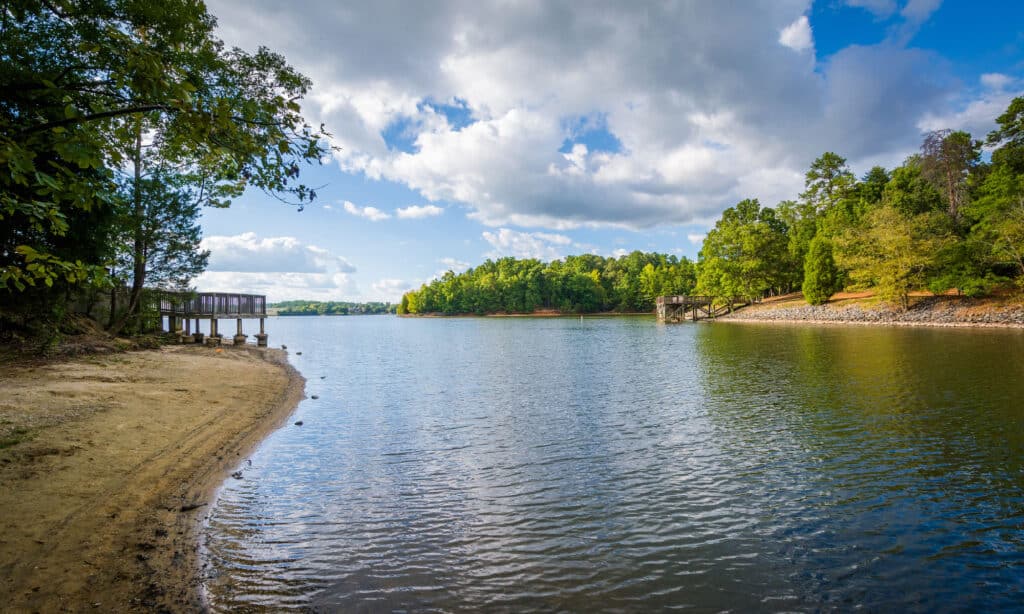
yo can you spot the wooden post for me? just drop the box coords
[256,317,268,347]
[233,318,246,345]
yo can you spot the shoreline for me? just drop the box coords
[0,344,305,612]
[713,316,1024,329]
[400,311,654,318]
[713,294,1024,329]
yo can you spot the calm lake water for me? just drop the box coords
[203,316,1024,612]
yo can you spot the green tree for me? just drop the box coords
[920,129,981,219]
[0,1,327,331]
[987,96,1024,174]
[834,207,952,310]
[883,156,944,216]
[802,235,839,305]
[801,152,856,213]
[696,199,790,304]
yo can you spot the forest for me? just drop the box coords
[401,96,1024,315]
[398,253,695,315]
[273,301,396,316]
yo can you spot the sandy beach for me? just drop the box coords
[0,345,304,612]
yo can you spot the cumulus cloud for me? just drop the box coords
[779,16,813,52]
[439,257,471,273]
[206,1,980,230]
[482,228,572,261]
[981,73,1014,91]
[196,233,358,302]
[396,204,444,219]
[371,278,413,300]
[687,233,707,245]
[918,92,1023,141]
[342,200,391,221]
[195,271,359,303]
[203,232,355,273]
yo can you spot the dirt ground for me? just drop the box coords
[0,344,304,612]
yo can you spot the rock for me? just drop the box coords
[294,420,304,426]
[311,395,319,400]
[231,471,243,480]
[296,351,302,355]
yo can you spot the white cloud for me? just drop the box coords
[981,73,1013,91]
[205,1,986,231]
[439,257,471,273]
[779,16,813,52]
[687,233,707,245]
[370,278,412,300]
[342,200,391,221]
[195,271,359,303]
[202,232,355,273]
[917,88,1023,140]
[482,228,572,261]
[610,248,629,258]
[196,233,358,302]
[396,204,444,219]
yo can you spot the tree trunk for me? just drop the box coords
[109,120,146,335]
[107,286,117,329]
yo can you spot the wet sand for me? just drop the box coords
[0,345,304,612]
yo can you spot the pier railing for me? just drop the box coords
[158,293,266,318]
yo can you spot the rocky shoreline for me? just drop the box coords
[717,296,1024,327]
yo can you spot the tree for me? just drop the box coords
[920,129,981,220]
[802,235,839,305]
[696,199,790,304]
[0,1,328,330]
[969,163,1024,286]
[987,97,1024,175]
[834,207,952,310]
[883,156,944,216]
[858,166,891,207]
[801,152,856,213]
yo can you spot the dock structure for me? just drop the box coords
[159,292,269,346]
[656,295,715,322]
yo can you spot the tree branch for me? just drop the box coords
[17,104,175,136]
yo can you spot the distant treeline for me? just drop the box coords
[403,96,1024,314]
[272,301,396,316]
[399,253,696,315]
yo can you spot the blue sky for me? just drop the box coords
[198,0,1023,303]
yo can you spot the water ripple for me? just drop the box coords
[203,317,1024,612]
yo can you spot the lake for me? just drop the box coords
[202,316,1024,611]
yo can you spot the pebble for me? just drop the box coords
[718,296,1024,326]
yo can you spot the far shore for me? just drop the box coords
[400,310,654,318]
[0,344,304,612]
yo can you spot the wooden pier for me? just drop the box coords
[158,292,269,346]
[656,295,738,322]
